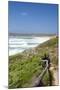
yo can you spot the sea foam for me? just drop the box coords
[9,36,51,56]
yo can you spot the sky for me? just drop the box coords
[8,1,58,34]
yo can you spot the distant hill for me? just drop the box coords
[9,32,57,37]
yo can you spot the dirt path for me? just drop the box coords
[53,69,59,85]
[50,67,59,86]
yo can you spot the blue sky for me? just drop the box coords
[8,1,58,34]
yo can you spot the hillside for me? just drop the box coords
[9,36,58,88]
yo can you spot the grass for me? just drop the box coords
[9,36,58,88]
[9,55,43,88]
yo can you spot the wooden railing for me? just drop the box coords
[30,60,49,87]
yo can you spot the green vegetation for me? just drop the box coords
[9,36,58,88]
[9,55,44,88]
[36,36,58,66]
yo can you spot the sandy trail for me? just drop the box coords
[53,69,59,85]
[50,67,59,86]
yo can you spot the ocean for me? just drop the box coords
[9,36,51,56]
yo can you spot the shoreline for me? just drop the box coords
[9,36,52,56]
